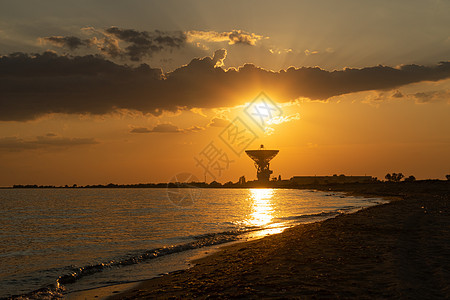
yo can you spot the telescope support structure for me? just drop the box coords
[245,145,279,182]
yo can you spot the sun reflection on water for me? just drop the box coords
[247,188,275,227]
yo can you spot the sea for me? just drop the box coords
[0,188,387,299]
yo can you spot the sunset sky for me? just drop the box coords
[0,0,449,186]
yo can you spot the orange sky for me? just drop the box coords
[0,1,449,186]
[1,80,448,186]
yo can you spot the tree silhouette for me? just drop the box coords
[385,173,404,182]
[404,175,416,182]
[385,173,392,182]
[446,174,450,181]
[394,173,404,182]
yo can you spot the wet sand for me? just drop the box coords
[105,181,449,299]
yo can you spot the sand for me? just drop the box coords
[102,181,450,299]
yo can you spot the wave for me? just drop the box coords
[4,230,247,299]
[2,285,65,300]
[57,234,242,284]
[275,208,357,222]
[5,207,359,299]
[276,211,340,221]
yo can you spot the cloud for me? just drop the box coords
[208,117,231,127]
[227,30,264,46]
[104,27,186,61]
[129,127,152,133]
[0,51,163,120]
[148,123,181,133]
[212,49,227,67]
[187,30,264,46]
[130,123,205,134]
[0,135,98,152]
[190,107,207,117]
[266,113,301,125]
[41,36,92,50]
[41,27,263,61]
[1,51,450,121]
[409,90,450,103]
[392,90,404,98]
[90,36,122,58]
[130,123,181,133]
[304,49,319,56]
[264,113,300,135]
[184,125,205,132]
[42,27,186,61]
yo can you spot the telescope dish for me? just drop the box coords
[245,150,279,165]
[245,145,279,182]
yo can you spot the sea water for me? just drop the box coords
[0,188,387,298]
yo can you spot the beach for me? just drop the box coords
[106,181,449,299]
[1,188,386,298]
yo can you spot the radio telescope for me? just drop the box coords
[245,145,279,182]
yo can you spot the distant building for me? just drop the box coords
[290,175,373,185]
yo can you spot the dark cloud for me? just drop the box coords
[0,51,163,120]
[0,136,98,152]
[41,27,263,61]
[93,36,122,58]
[105,27,186,61]
[1,50,450,121]
[42,27,187,61]
[42,36,92,50]
[275,63,450,100]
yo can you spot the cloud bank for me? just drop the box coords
[104,27,186,61]
[40,27,264,61]
[42,36,92,50]
[130,123,204,133]
[1,50,449,121]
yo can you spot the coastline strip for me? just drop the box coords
[108,182,449,299]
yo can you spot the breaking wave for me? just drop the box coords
[4,230,251,299]
[2,194,383,299]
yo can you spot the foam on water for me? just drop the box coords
[0,188,388,299]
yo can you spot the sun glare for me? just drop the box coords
[247,188,275,227]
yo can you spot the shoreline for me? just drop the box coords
[3,179,447,190]
[59,187,385,299]
[3,187,382,299]
[104,181,449,299]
